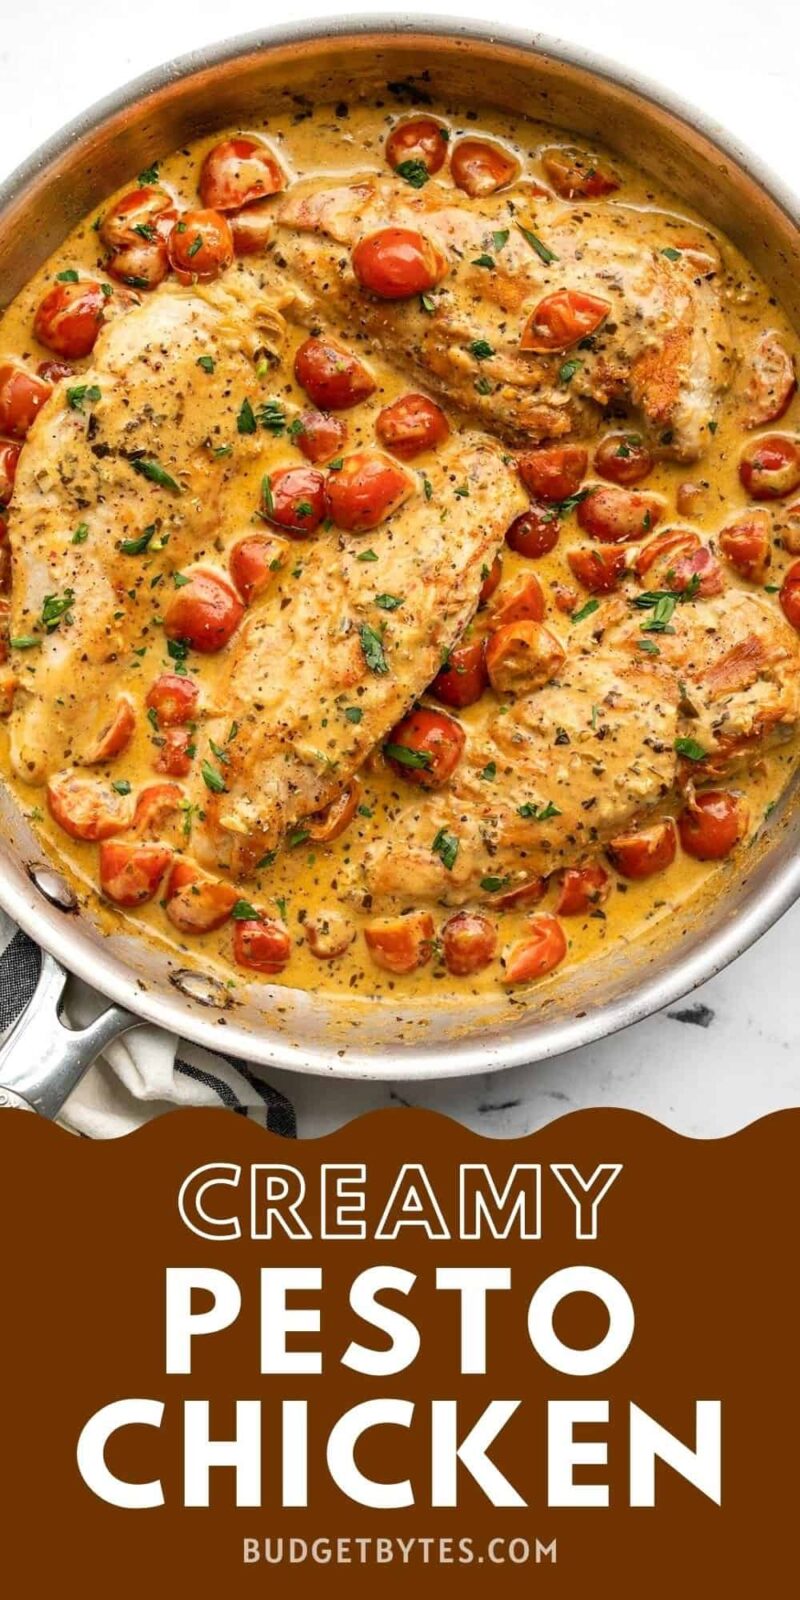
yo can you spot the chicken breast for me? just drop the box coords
[190,437,526,876]
[275,175,732,459]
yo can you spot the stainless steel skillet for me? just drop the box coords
[1,17,799,1115]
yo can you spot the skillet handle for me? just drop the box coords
[0,950,142,1117]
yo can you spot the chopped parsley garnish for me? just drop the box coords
[639,593,678,633]
[558,358,582,385]
[120,524,156,556]
[209,738,230,766]
[638,639,661,655]
[231,899,259,920]
[419,292,437,314]
[492,229,510,252]
[237,397,257,434]
[71,522,89,545]
[475,375,493,395]
[542,488,590,523]
[359,622,389,675]
[675,737,707,762]
[132,222,157,242]
[480,875,510,893]
[571,598,600,624]
[256,849,277,869]
[172,571,190,588]
[41,590,74,632]
[186,234,204,259]
[708,419,718,434]
[258,399,287,434]
[56,268,79,283]
[517,800,562,821]
[201,759,227,794]
[357,804,374,819]
[480,761,497,781]
[328,457,343,471]
[422,475,433,501]
[66,384,101,412]
[517,223,558,264]
[469,339,494,361]
[374,593,403,610]
[111,779,132,795]
[471,253,495,269]
[357,548,379,562]
[432,827,459,870]
[138,162,160,185]
[344,706,363,723]
[454,483,469,498]
[9,635,41,650]
[197,355,215,373]
[661,246,682,261]
[261,475,274,516]
[287,828,309,848]
[130,457,181,492]
[395,158,430,188]
[384,742,432,770]
[167,638,189,672]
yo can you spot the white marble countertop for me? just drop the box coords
[1,0,798,1136]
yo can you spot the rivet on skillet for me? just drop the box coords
[27,863,78,912]
[170,969,232,1009]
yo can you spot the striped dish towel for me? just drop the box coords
[0,911,296,1138]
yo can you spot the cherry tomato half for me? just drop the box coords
[442,911,498,976]
[678,790,748,861]
[503,913,567,985]
[163,569,244,653]
[517,444,588,502]
[364,911,435,974]
[100,186,177,251]
[99,842,173,907]
[607,819,677,880]
[742,331,796,429]
[294,337,375,411]
[229,534,286,603]
[229,203,275,256]
[479,553,503,605]
[352,227,448,299]
[0,440,20,505]
[232,915,292,974]
[326,451,412,532]
[779,560,800,631]
[451,138,520,197]
[47,771,132,841]
[505,503,560,559]
[430,639,488,708]
[555,863,610,916]
[594,432,654,486]
[145,673,199,726]
[484,620,565,694]
[634,528,699,580]
[34,279,106,359]
[262,465,327,536]
[305,909,356,960]
[568,544,628,594]
[199,137,285,211]
[155,728,194,778]
[490,573,546,626]
[81,697,136,764]
[540,147,620,199]
[165,861,238,934]
[304,779,361,843]
[132,782,185,840]
[385,708,465,788]
[719,510,772,584]
[376,393,449,459]
[107,242,170,290]
[294,409,347,464]
[739,434,800,500]
[0,363,51,438]
[167,210,234,283]
[520,289,610,353]
[386,118,449,177]
[578,485,665,543]
[669,544,725,598]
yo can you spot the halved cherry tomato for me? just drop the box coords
[669,544,725,597]
[578,485,665,543]
[0,440,20,505]
[376,393,449,459]
[386,118,449,176]
[294,337,375,411]
[99,841,172,907]
[81,697,136,764]
[229,534,286,603]
[485,621,565,694]
[451,138,519,196]
[108,242,169,290]
[229,203,275,256]
[167,210,234,283]
[36,359,73,384]
[0,363,51,438]
[47,771,132,841]
[100,186,177,251]
[739,434,800,500]
[442,911,498,976]
[742,331,796,429]
[294,409,347,464]
[594,433,654,486]
[505,503,560,559]
[556,863,610,916]
[352,227,448,299]
[479,553,502,604]
[326,451,412,532]
[155,728,194,778]
[517,444,587,502]
[503,913,567,984]
[719,510,772,584]
[540,147,619,199]
[521,289,610,353]
[233,914,292,974]
[553,583,578,614]
[778,501,800,555]
[493,875,547,909]
[490,572,546,626]
[779,560,800,630]
[146,674,199,726]
[305,909,356,960]
[132,782,185,840]
[199,137,285,211]
[568,544,627,594]
[385,708,465,788]
[678,790,748,861]
[430,640,488,708]
[607,819,677,880]
[364,910,435,973]
[676,482,706,518]
[262,465,327,536]
[634,527,699,580]
[305,778,361,843]
[163,569,244,653]
[34,280,106,359]
[165,861,238,934]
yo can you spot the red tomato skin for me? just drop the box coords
[167,210,234,282]
[165,862,238,934]
[578,485,665,543]
[155,728,194,778]
[541,147,619,199]
[451,138,519,197]
[669,544,725,597]
[0,364,52,438]
[742,331,797,429]
[82,697,136,764]
[521,289,610,353]
[163,569,244,653]
[430,640,488,708]
[233,916,292,974]
[326,451,412,532]
[47,772,132,842]
[490,573,546,626]
[503,913,567,984]
[100,186,176,250]
[132,782,185,839]
[594,433,654,486]
[568,544,627,594]
[505,503,560,558]
[145,673,199,726]
[607,820,677,880]
[556,863,610,916]
[739,434,800,500]
[0,440,20,505]
[262,465,327,536]
[352,227,448,299]
[376,393,449,459]
[719,510,772,583]
[385,708,465,788]
[479,554,503,605]
[107,242,169,290]
[229,534,285,603]
[386,118,449,176]
[678,790,748,861]
[364,911,435,974]
[199,137,285,211]
[517,445,588,502]
[634,528,699,580]
[294,409,347,464]
[99,842,172,907]
[305,779,362,844]
[229,203,275,256]
[780,561,800,630]
[34,280,106,359]
[441,911,498,976]
[294,337,375,411]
